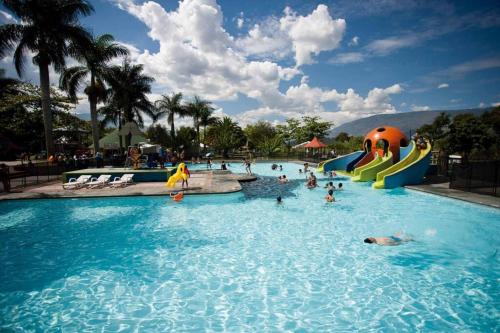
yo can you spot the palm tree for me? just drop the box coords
[186,95,214,155]
[0,0,94,157]
[199,105,217,154]
[154,92,189,150]
[59,34,129,153]
[103,60,155,148]
[206,117,245,157]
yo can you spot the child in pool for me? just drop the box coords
[325,189,335,202]
[276,196,283,204]
[324,181,335,191]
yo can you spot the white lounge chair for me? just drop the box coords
[86,175,111,188]
[109,174,134,187]
[62,175,91,189]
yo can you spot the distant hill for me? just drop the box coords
[75,113,91,121]
[329,108,491,138]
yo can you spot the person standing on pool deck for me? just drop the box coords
[182,164,191,188]
[243,158,252,175]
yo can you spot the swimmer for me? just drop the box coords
[276,196,283,204]
[170,191,184,202]
[299,169,302,174]
[279,165,283,171]
[337,183,343,191]
[279,175,288,183]
[325,189,335,202]
[364,234,413,246]
[271,163,278,170]
[324,181,335,191]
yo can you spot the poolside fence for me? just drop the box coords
[449,160,500,197]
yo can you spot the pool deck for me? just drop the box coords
[0,170,257,200]
[405,182,500,209]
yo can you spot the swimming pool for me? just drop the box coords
[1,162,499,331]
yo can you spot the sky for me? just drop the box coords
[1,0,500,128]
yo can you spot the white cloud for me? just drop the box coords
[366,35,419,55]
[237,4,346,66]
[0,10,17,24]
[478,102,486,108]
[105,0,401,128]
[348,36,359,46]
[411,105,431,111]
[437,83,449,89]
[492,102,500,107]
[329,52,364,64]
[237,17,244,29]
[450,98,461,103]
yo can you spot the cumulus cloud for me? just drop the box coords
[437,83,449,89]
[236,4,345,66]
[106,0,402,127]
[348,36,359,46]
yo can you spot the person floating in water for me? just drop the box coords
[279,165,283,171]
[276,196,283,204]
[364,234,413,246]
[336,183,343,191]
[271,163,278,170]
[299,168,302,174]
[325,189,335,202]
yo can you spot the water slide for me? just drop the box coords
[166,162,189,187]
[352,151,393,182]
[372,141,432,189]
[317,151,364,173]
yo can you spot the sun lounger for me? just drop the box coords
[109,174,134,187]
[62,175,91,189]
[86,175,111,188]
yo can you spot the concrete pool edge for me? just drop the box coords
[405,183,500,209]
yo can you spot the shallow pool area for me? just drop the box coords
[0,162,499,332]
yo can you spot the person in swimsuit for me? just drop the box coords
[276,196,283,204]
[324,181,335,191]
[325,189,335,202]
[364,234,413,246]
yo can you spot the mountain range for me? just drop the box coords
[328,108,491,138]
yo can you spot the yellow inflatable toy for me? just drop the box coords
[166,163,189,187]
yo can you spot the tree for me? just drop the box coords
[154,92,189,150]
[244,121,277,149]
[0,0,94,157]
[145,124,172,147]
[176,126,197,154]
[300,116,333,141]
[416,112,450,145]
[103,60,155,147]
[258,135,283,157]
[445,113,494,162]
[59,34,129,153]
[334,132,350,142]
[276,118,301,154]
[186,96,214,156]
[0,82,87,153]
[206,117,245,157]
[199,104,217,153]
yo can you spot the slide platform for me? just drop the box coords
[372,141,431,189]
[317,151,364,173]
[352,151,393,182]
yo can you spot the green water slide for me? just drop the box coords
[352,151,393,182]
[372,142,418,189]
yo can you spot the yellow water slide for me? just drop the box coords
[352,151,393,182]
[166,163,189,187]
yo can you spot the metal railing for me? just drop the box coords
[450,160,500,197]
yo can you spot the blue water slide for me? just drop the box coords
[346,151,367,172]
[383,144,432,189]
[321,151,364,172]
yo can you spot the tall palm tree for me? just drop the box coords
[199,104,217,154]
[59,34,129,153]
[103,60,155,148]
[0,0,94,157]
[186,95,214,155]
[154,92,189,150]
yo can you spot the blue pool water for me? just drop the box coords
[1,162,499,332]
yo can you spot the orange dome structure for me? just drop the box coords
[363,126,408,162]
